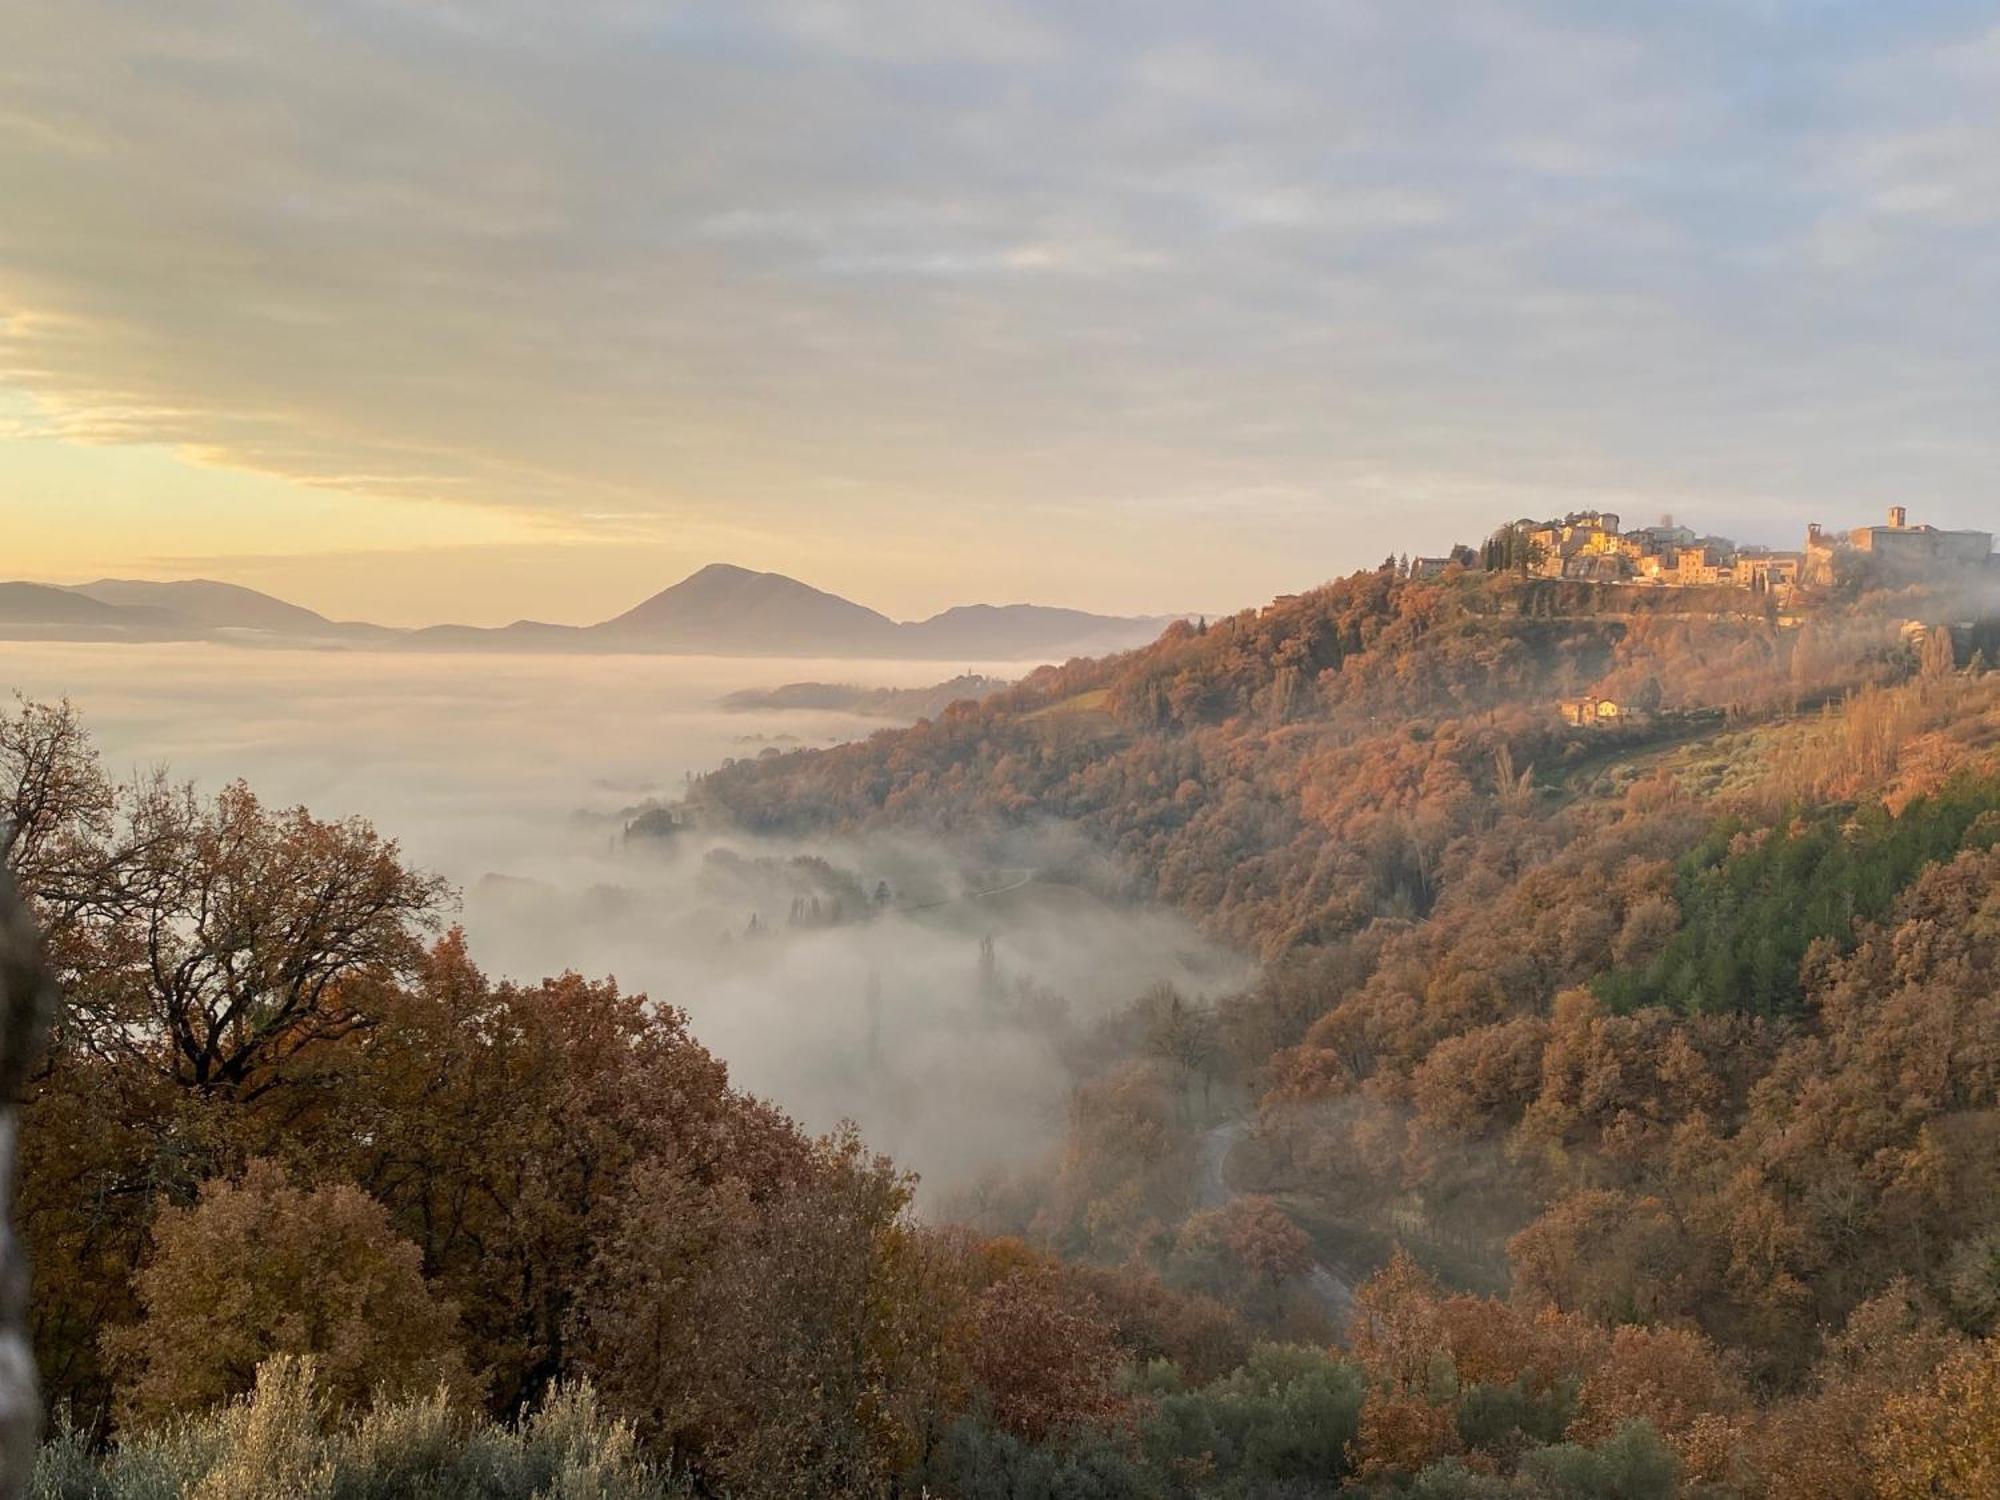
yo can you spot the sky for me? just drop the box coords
[3,0,1999,627]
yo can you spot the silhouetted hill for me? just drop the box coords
[2,578,395,643]
[0,583,137,626]
[720,673,1010,720]
[902,603,1180,659]
[67,579,392,641]
[591,563,904,654]
[0,582,199,639]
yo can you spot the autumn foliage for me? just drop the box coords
[103,1162,466,1427]
[13,549,2000,1495]
[1,697,1244,1495]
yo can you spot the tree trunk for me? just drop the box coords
[0,873,54,1495]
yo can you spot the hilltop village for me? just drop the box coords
[1410,506,2000,730]
[1412,505,1995,599]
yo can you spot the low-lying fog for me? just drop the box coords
[1,643,1248,1194]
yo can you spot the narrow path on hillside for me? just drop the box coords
[1196,1118,1246,1211]
[1197,1119,1358,1326]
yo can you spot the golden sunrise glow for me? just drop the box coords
[6,2,1998,626]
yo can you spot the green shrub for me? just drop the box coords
[908,1413,1157,1500]
[1407,1461,1514,1499]
[1140,1344,1363,1498]
[1407,1421,1676,1499]
[1515,1420,1678,1500]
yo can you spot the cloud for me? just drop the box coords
[767,0,1065,66]
[3,0,2000,597]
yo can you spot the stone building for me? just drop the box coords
[1674,543,1732,586]
[1733,550,1802,591]
[1849,506,1993,571]
[1806,508,1995,586]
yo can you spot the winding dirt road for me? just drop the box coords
[1197,1119,1358,1325]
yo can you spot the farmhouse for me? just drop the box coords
[1558,695,1638,728]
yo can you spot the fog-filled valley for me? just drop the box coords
[17,0,2000,1487]
[16,553,2000,1498]
[0,642,1245,1194]
[0,644,998,872]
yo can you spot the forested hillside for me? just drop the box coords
[687,556,2000,1495]
[12,554,2000,1497]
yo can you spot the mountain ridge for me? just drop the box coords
[0,565,1181,661]
[67,579,396,642]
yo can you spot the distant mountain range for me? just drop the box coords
[0,566,1178,661]
[0,579,393,646]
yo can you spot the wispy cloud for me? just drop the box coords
[3,0,1998,615]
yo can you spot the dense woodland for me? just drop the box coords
[689,556,2000,1495]
[11,550,2000,1496]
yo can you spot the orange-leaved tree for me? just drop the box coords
[104,1161,465,1426]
